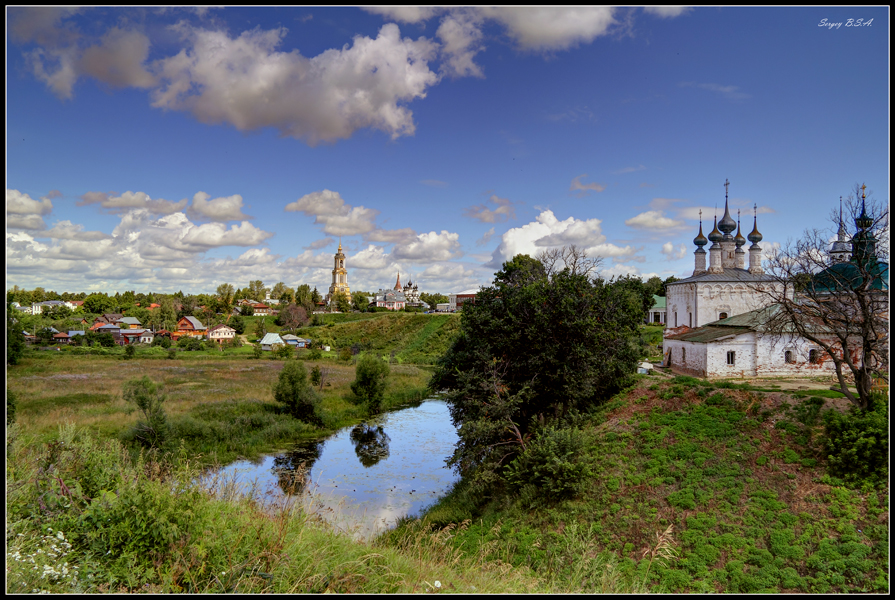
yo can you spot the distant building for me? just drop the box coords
[449,289,481,312]
[325,240,352,306]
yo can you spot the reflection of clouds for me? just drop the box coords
[208,400,459,541]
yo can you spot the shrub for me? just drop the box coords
[253,343,263,359]
[7,388,16,425]
[339,347,352,362]
[306,348,322,360]
[272,360,322,424]
[124,344,136,359]
[122,377,170,449]
[276,344,293,360]
[167,348,177,360]
[822,394,888,487]
[310,365,322,388]
[350,354,390,413]
[151,336,172,349]
[504,426,592,502]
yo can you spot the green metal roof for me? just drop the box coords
[650,295,666,310]
[666,325,751,343]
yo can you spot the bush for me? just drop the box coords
[822,394,888,486]
[310,365,322,388]
[350,354,390,413]
[122,377,170,449]
[306,348,322,360]
[167,348,177,360]
[124,344,136,359]
[151,335,172,349]
[277,344,294,360]
[339,347,352,362]
[253,343,263,359]
[7,388,16,425]
[272,360,322,424]
[504,426,592,502]
[177,336,202,351]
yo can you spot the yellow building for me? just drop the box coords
[325,240,352,306]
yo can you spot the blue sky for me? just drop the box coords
[6,7,889,296]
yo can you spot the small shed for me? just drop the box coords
[259,333,285,351]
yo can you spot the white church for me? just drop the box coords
[662,181,872,379]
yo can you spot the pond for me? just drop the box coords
[206,399,459,540]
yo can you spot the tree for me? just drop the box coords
[295,284,314,313]
[83,293,115,314]
[122,377,169,449]
[430,250,641,487]
[216,283,235,315]
[644,276,665,298]
[420,292,449,308]
[240,303,255,317]
[754,187,888,410]
[352,293,369,312]
[156,297,178,331]
[277,303,309,332]
[273,360,322,424]
[254,317,268,339]
[247,280,268,302]
[331,290,351,313]
[270,282,290,300]
[311,287,322,306]
[6,303,26,365]
[351,354,390,414]
[611,275,654,323]
[229,315,246,335]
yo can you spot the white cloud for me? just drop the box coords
[78,28,156,89]
[463,194,517,223]
[187,191,251,221]
[392,230,462,262]
[661,242,688,261]
[77,190,188,214]
[490,210,637,267]
[152,23,439,145]
[476,227,495,247]
[40,220,112,241]
[436,9,485,78]
[7,214,47,230]
[570,174,605,194]
[304,237,334,251]
[285,189,379,236]
[643,7,692,19]
[7,189,53,215]
[363,7,442,24]
[479,7,616,51]
[625,210,686,230]
[365,228,418,244]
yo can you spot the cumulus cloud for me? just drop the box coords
[7,214,48,230]
[463,194,518,223]
[625,210,686,230]
[77,190,188,215]
[7,189,54,215]
[393,230,462,262]
[661,242,688,261]
[363,7,442,24]
[570,174,605,195]
[77,28,156,90]
[365,228,418,244]
[479,7,616,51]
[437,9,486,78]
[152,23,439,145]
[285,189,379,236]
[39,220,112,241]
[643,7,692,18]
[187,191,251,221]
[489,210,637,268]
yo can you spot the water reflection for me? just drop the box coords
[349,423,391,468]
[211,400,459,540]
[272,441,323,495]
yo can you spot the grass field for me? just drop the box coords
[386,374,889,594]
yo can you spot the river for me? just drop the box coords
[205,399,459,540]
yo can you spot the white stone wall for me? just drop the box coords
[705,333,757,378]
[667,280,783,328]
[663,338,708,376]
[753,334,839,378]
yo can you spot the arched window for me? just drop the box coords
[809,349,821,364]
[784,350,794,364]
[719,312,728,320]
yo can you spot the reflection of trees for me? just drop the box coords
[272,441,323,495]
[349,423,391,468]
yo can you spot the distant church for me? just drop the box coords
[662,181,886,379]
[325,240,352,306]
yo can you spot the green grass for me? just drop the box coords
[388,377,889,593]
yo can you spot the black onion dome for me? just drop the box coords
[747,215,763,244]
[708,216,723,243]
[856,199,874,230]
[693,221,708,247]
[734,218,747,247]
[718,200,736,234]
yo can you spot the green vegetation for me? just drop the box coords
[272,360,322,425]
[121,377,170,449]
[393,377,888,593]
[350,354,391,414]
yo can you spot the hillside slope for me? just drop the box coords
[296,313,460,364]
[389,374,889,593]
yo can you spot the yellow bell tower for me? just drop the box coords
[325,239,352,306]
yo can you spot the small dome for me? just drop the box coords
[747,215,763,244]
[708,216,723,243]
[693,221,708,247]
[734,218,747,248]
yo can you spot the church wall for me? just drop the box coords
[663,339,707,376]
[704,334,758,378]
[753,334,840,378]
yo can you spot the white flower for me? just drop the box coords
[434,581,441,588]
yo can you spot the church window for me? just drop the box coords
[726,351,736,366]
[675,313,678,327]
[682,348,686,362]
[719,312,728,320]
[785,350,794,364]
[809,349,821,364]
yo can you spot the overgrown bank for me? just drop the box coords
[386,375,888,593]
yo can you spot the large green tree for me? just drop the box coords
[6,303,26,365]
[273,360,322,424]
[430,250,642,486]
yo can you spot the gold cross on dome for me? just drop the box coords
[861,183,867,198]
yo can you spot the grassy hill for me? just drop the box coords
[383,374,889,593]
[295,312,461,364]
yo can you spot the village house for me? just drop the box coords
[259,332,285,351]
[280,334,311,348]
[252,302,272,316]
[207,323,236,344]
[115,316,142,329]
[174,316,207,339]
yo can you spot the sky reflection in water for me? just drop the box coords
[212,400,459,540]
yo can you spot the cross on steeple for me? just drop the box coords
[724,178,730,201]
